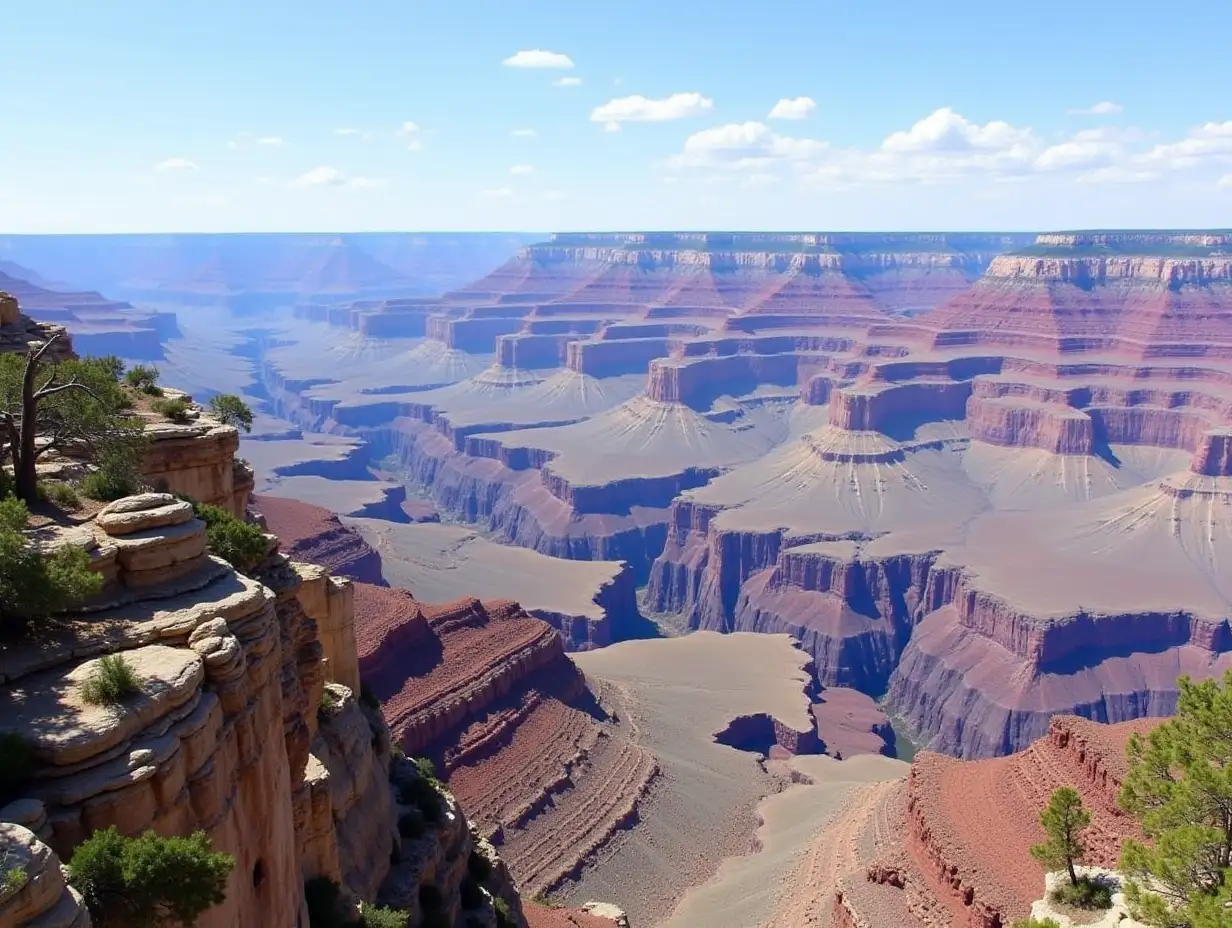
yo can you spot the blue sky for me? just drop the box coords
[2,0,1230,233]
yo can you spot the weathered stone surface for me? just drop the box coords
[0,822,91,927]
[106,518,207,573]
[96,495,194,536]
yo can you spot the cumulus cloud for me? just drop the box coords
[155,157,198,172]
[1140,120,1232,170]
[503,49,574,69]
[882,108,1034,155]
[591,92,714,132]
[290,166,385,189]
[398,122,425,152]
[1068,101,1123,116]
[668,121,827,170]
[554,76,583,87]
[511,128,537,139]
[478,187,514,199]
[768,97,817,120]
[510,164,535,175]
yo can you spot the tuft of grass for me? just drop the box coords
[319,688,342,718]
[80,654,141,706]
[2,864,27,894]
[151,396,192,424]
[40,481,81,510]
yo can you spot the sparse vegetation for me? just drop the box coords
[0,494,102,633]
[0,341,145,504]
[79,442,145,501]
[150,396,192,424]
[359,906,409,928]
[67,826,234,927]
[80,654,142,706]
[124,365,163,396]
[1050,878,1114,910]
[397,773,443,824]
[493,896,516,928]
[193,502,267,573]
[1,862,27,894]
[40,480,81,509]
[1118,670,1232,926]
[319,687,342,718]
[414,756,437,780]
[208,394,253,433]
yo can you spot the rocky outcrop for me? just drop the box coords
[0,291,75,363]
[141,419,250,518]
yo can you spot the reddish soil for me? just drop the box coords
[253,494,385,584]
[812,688,894,758]
[833,715,1159,928]
[524,903,617,928]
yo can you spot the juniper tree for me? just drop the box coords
[1030,786,1091,886]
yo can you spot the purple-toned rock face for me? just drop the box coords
[253,230,1232,759]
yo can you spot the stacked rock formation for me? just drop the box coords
[0,289,75,363]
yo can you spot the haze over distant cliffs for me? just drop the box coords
[244,228,1232,760]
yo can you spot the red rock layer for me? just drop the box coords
[525,903,618,928]
[252,494,385,584]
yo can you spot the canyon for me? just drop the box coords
[5,226,1231,925]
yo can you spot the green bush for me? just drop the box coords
[194,503,267,573]
[40,481,81,510]
[467,849,493,884]
[208,394,254,433]
[397,809,426,840]
[1,495,103,633]
[459,875,485,909]
[494,896,516,928]
[414,756,437,780]
[359,906,409,928]
[79,442,145,502]
[150,396,192,424]
[304,876,344,928]
[319,688,342,716]
[80,654,141,706]
[68,827,234,927]
[1050,877,1113,910]
[124,365,163,396]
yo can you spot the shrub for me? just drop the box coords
[194,503,267,573]
[418,883,444,912]
[1,495,103,633]
[397,809,426,840]
[68,827,234,927]
[390,743,406,761]
[460,875,485,909]
[0,732,33,802]
[360,906,409,928]
[208,394,254,433]
[80,654,141,706]
[467,849,493,884]
[1050,878,1114,910]
[304,876,344,928]
[79,442,145,502]
[41,481,81,510]
[414,756,437,781]
[318,688,342,721]
[150,396,192,424]
[124,365,163,396]
[494,896,516,928]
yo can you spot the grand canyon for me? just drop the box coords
[2,223,1230,927]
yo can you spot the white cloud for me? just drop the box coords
[1068,101,1124,116]
[478,187,514,199]
[397,122,421,137]
[290,166,385,190]
[511,128,537,139]
[591,92,714,131]
[503,49,574,69]
[256,136,284,147]
[554,76,583,87]
[882,107,1034,155]
[398,122,424,152]
[743,172,780,188]
[1218,174,1232,188]
[406,140,424,153]
[1034,136,1119,172]
[768,97,817,120]
[668,121,827,170]
[1076,166,1158,184]
[155,157,199,172]
[1140,121,1232,170]
[335,128,370,139]
[510,164,535,175]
